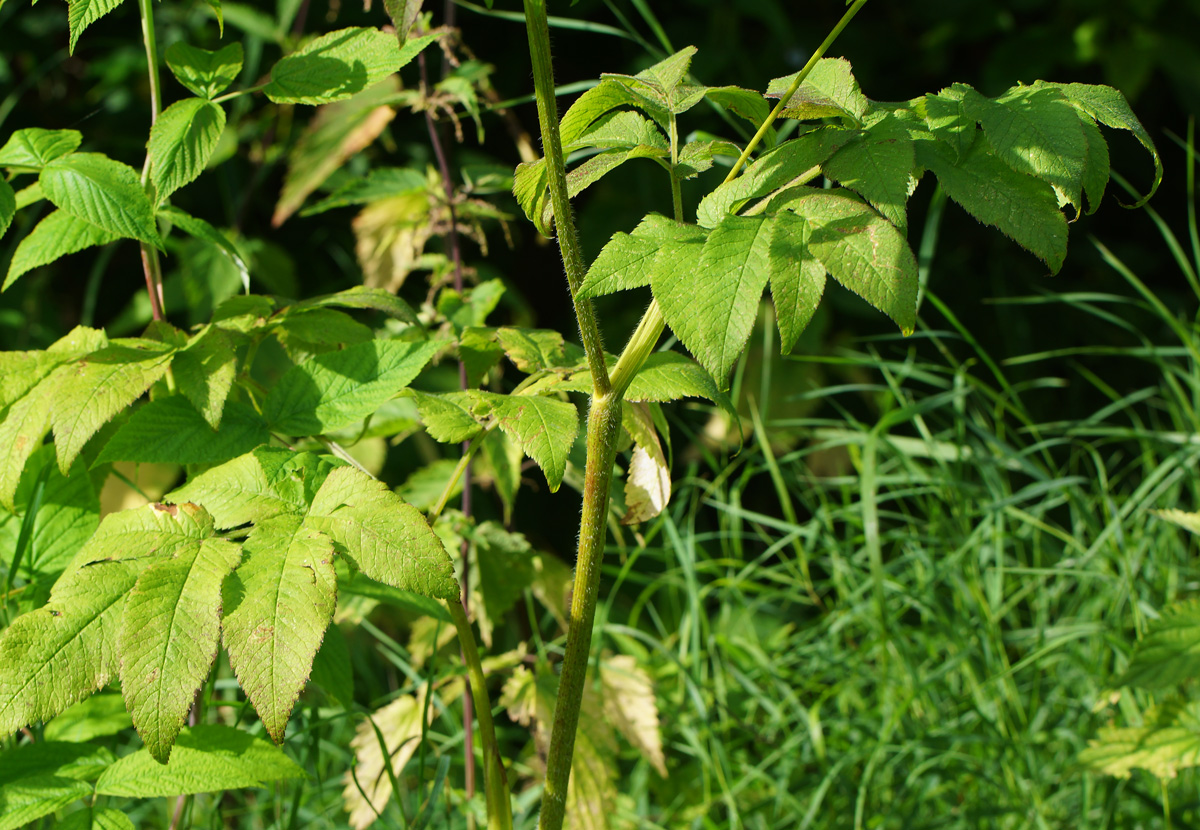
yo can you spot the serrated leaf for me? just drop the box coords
[222,515,336,742]
[40,154,162,249]
[1076,112,1110,215]
[165,449,327,528]
[822,114,918,229]
[96,398,267,467]
[766,58,868,123]
[1118,598,1200,690]
[568,110,667,153]
[0,129,81,171]
[264,28,420,105]
[0,330,108,510]
[652,213,771,386]
[49,338,176,473]
[273,80,400,225]
[4,210,118,292]
[293,285,419,324]
[171,326,238,430]
[600,655,666,775]
[777,188,917,334]
[0,741,111,785]
[164,42,243,100]
[409,390,482,443]
[0,775,93,830]
[478,392,578,492]
[265,339,439,435]
[1081,701,1200,780]
[306,466,457,600]
[696,128,854,228]
[472,522,534,646]
[513,158,551,237]
[559,79,653,148]
[66,0,124,53]
[339,571,450,622]
[272,308,374,354]
[577,213,706,300]
[923,85,976,162]
[57,806,135,830]
[1035,81,1161,207]
[0,179,14,240]
[495,327,567,373]
[14,182,42,210]
[94,724,304,796]
[0,560,136,738]
[119,508,241,763]
[769,209,826,352]
[705,85,774,135]
[963,84,1087,211]
[642,46,696,101]
[917,138,1067,273]
[148,99,226,204]
[382,0,422,42]
[342,687,431,830]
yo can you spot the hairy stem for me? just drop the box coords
[448,600,512,830]
[527,3,873,828]
[522,0,610,394]
[537,394,622,830]
[136,0,164,320]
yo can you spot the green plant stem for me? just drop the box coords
[528,3,872,828]
[447,599,511,830]
[522,0,610,396]
[136,0,165,320]
[428,425,494,520]
[537,393,622,830]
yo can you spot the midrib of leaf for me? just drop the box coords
[0,569,134,731]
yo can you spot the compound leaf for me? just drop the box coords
[779,188,917,334]
[119,508,241,763]
[222,515,336,743]
[40,154,162,249]
[477,393,578,493]
[652,213,771,386]
[0,776,93,830]
[963,84,1087,211]
[265,339,439,435]
[822,114,918,229]
[577,214,705,300]
[917,138,1067,273]
[697,128,854,228]
[307,466,457,600]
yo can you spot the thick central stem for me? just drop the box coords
[538,394,622,829]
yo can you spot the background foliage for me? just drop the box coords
[2,0,1200,827]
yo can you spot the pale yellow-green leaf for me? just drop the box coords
[341,687,431,830]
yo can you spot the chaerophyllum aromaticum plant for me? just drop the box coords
[0,0,1163,828]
